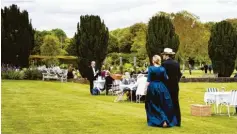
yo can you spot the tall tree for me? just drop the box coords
[32,29,68,55]
[108,33,119,53]
[130,23,147,57]
[51,28,67,42]
[208,21,237,77]
[146,15,179,63]
[40,35,61,56]
[66,35,77,56]
[172,11,210,64]
[1,4,35,67]
[75,15,109,77]
[40,35,61,66]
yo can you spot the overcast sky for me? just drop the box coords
[2,0,237,37]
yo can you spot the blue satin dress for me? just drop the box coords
[145,66,177,127]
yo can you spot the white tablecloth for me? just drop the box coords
[93,80,106,89]
[204,92,231,113]
[204,92,231,105]
[119,84,137,91]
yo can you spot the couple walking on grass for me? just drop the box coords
[145,48,182,128]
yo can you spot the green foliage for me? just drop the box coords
[208,21,237,77]
[24,69,42,80]
[60,64,68,69]
[226,18,237,30]
[66,37,77,56]
[51,28,67,42]
[33,29,69,56]
[41,58,59,67]
[172,11,210,64]
[146,15,179,63]
[1,71,25,80]
[75,15,109,77]
[110,28,133,53]
[108,34,119,53]
[123,63,134,72]
[130,23,147,57]
[40,35,61,56]
[105,52,149,68]
[1,4,35,67]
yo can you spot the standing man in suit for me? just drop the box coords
[161,48,182,127]
[87,61,99,95]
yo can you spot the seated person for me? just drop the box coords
[122,72,135,85]
[105,71,114,95]
[127,74,147,101]
[67,65,74,79]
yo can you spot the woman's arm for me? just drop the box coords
[146,66,151,86]
[163,68,169,81]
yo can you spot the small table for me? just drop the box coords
[93,80,106,91]
[119,84,137,102]
[204,92,231,113]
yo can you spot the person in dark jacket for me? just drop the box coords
[105,71,114,95]
[161,48,182,127]
[204,64,208,74]
[86,61,99,95]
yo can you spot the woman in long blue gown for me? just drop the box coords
[145,55,177,127]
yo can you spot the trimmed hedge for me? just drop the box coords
[180,77,237,82]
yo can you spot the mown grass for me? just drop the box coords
[1,80,237,134]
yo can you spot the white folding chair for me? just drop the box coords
[207,88,218,92]
[135,77,147,103]
[220,90,237,117]
[206,88,219,113]
[110,80,121,96]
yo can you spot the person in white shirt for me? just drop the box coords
[86,61,99,95]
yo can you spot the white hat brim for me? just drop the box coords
[161,52,175,55]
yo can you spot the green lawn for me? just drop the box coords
[1,80,237,134]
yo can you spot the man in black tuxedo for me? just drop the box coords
[87,61,99,95]
[161,48,182,127]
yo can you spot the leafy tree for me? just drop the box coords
[75,15,109,77]
[130,23,147,57]
[32,30,44,54]
[40,35,61,66]
[108,33,119,53]
[33,29,69,55]
[51,28,67,42]
[226,18,237,30]
[146,14,179,63]
[40,35,61,56]
[1,4,35,67]
[208,21,237,77]
[170,11,210,65]
[110,28,133,53]
[66,36,77,56]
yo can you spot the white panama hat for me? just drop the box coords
[161,48,175,55]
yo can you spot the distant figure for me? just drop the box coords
[188,58,194,75]
[67,64,74,79]
[204,64,208,74]
[208,65,212,74]
[201,64,204,72]
[189,64,192,75]
[105,71,114,95]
